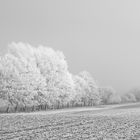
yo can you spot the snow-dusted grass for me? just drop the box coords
[0,103,140,140]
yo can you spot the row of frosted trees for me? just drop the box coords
[0,43,134,113]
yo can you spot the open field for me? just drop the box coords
[0,103,140,140]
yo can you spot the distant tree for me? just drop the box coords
[108,94,122,104]
[98,87,116,104]
[128,88,140,101]
[121,93,136,103]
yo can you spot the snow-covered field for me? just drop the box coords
[0,103,140,140]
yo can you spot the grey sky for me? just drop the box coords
[0,0,140,93]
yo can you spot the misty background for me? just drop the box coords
[0,0,140,94]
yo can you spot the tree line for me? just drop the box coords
[0,43,139,113]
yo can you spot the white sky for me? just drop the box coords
[0,0,140,93]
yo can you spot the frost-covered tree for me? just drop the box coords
[98,87,116,104]
[79,71,101,105]
[7,42,75,109]
[0,53,24,112]
[128,88,140,102]
[72,75,87,106]
[121,93,136,103]
[72,71,100,106]
[32,45,75,108]
[7,44,47,111]
[108,94,122,104]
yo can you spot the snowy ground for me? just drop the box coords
[0,103,140,140]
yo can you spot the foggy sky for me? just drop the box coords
[0,0,140,94]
